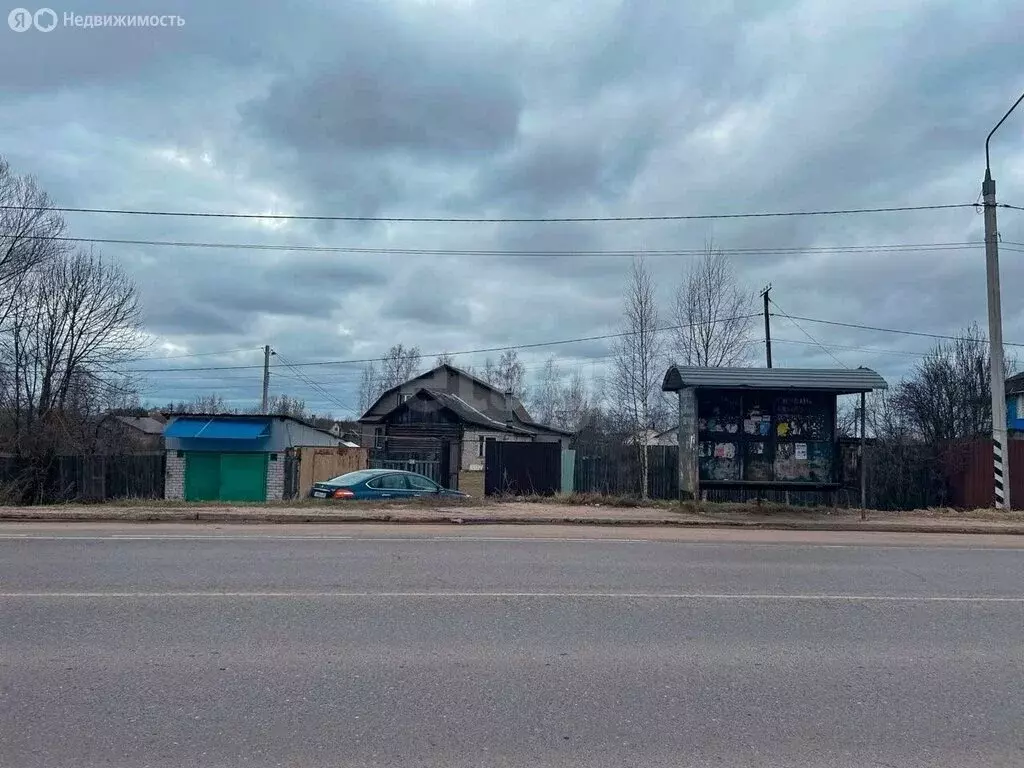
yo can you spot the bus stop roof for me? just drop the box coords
[662,366,887,395]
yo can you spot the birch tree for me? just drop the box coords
[611,257,663,498]
[673,243,753,367]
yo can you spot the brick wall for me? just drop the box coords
[266,454,284,501]
[460,429,531,471]
[165,451,185,500]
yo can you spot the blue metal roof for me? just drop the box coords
[164,417,271,440]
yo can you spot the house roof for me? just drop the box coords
[365,388,536,435]
[163,412,341,441]
[421,389,536,434]
[662,366,888,394]
[1007,372,1024,395]
[518,418,574,437]
[360,364,534,422]
[107,415,166,436]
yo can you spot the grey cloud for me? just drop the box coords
[263,255,388,289]
[0,0,323,93]
[246,3,521,159]
[144,301,245,336]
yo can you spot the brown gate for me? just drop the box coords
[485,441,561,496]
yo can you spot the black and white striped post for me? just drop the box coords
[983,91,1024,510]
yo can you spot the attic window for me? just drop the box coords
[399,393,411,404]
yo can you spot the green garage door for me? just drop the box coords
[185,452,221,501]
[219,453,268,502]
[184,452,267,502]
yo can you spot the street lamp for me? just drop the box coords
[982,90,1024,510]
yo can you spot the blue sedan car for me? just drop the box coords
[309,469,469,500]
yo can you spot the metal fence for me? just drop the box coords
[369,457,442,483]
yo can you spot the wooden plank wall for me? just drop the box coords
[297,446,368,497]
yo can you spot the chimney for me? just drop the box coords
[504,389,513,427]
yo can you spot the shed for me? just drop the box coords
[662,366,887,502]
[163,414,344,502]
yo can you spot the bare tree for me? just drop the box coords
[481,349,526,398]
[0,248,143,497]
[435,351,454,367]
[530,356,562,426]
[672,243,754,367]
[894,323,1003,443]
[3,249,142,443]
[0,158,67,331]
[380,344,421,390]
[356,362,381,415]
[559,367,591,432]
[247,393,308,419]
[164,394,236,415]
[611,257,663,498]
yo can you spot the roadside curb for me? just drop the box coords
[0,511,1021,536]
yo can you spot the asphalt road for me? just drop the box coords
[1,523,1023,768]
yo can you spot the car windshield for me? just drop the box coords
[326,470,381,485]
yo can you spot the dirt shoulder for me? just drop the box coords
[1,499,1022,535]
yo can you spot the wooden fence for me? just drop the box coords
[0,453,165,503]
[574,445,679,500]
[294,446,368,498]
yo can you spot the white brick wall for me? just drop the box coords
[165,451,185,500]
[265,455,284,501]
[460,429,531,471]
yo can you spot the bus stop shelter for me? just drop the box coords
[662,366,888,503]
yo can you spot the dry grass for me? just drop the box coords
[492,492,1024,521]
[5,491,1024,523]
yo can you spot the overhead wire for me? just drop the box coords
[768,298,849,368]
[115,314,764,373]
[768,313,1024,348]
[0,202,976,224]
[272,352,355,414]
[0,233,987,258]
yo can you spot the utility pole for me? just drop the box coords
[983,91,1024,510]
[261,345,272,414]
[760,284,773,368]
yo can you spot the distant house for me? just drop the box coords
[326,420,362,446]
[624,427,678,447]
[1006,372,1024,436]
[97,411,167,452]
[357,364,572,485]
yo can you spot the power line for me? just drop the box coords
[0,202,976,224]
[115,314,763,373]
[120,346,261,363]
[769,338,930,358]
[771,313,1024,348]
[1000,203,1024,212]
[768,298,848,368]
[273,352,356,414]
[0,233,986,258]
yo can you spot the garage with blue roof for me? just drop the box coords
[163,414,345,502]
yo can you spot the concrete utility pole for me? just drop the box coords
[261,345,272,414]
[760,284,773,368]
[983,91,1024,510]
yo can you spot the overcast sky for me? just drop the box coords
[2,0,1023,417]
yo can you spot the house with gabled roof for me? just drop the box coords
[357,364,573,488]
